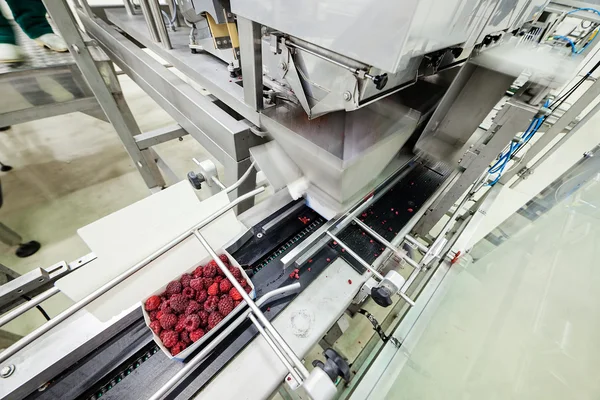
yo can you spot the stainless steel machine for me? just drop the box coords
[2,0,600,398]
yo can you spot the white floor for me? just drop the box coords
[0,75,213,336]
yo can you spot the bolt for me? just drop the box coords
[71,44,80,54]
[1,364,15,378]
[217,40,222,45]
[279,61,287,71]
[257,233,263,238]
[343,91,352,101]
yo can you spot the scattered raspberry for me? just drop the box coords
[180,330,191,344]
[149,320,162,335]
[202,277,214,288]
[198,310,209,326]
[169,294,189,313]
[166,280,182,296]
[208,312,223,329]
[204,296,219,312]
[190,329,205,342]
[185,300,200,315]
[192,266,204,278]
[149,310,158,321]
[182,287,196,299]
[219,279,232,293]
[203,264,217,278]
[180,273,192,288]
[229,287,243,301]
[145,295,161,311]
[174,315,187,333]
[407,208,413,213]
[159,313,177,330]
[184,314,201,331]
[196,289,208,303]
[238,278,248,287]
[170,341,187,356]
[207,282,219,296]
[190,278,204,291]
[218,296,234,316]
[160,330,178,348]
[229,266,242,279]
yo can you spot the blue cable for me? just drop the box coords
[553,35,577,53]
[566,7,600,16]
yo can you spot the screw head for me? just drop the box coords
[1,364,15,378]
[279,61,287,71]
[343,91,352,101]
[257,233,263,238]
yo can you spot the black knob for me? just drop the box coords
[373,73,388,90]
[312,348,351,382]
[371,286,393,307]
[187,171,203,190]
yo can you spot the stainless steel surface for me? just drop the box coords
[150,282,302,400]
[134,124,188,150]
[238,17,263,111]
[404,235,429,253]
[0,364,15,378]
[262,202,305,233]
[147,0,172,49]
[194,230,311,379]
[0,287,60,328]
[138,0,160,42]
[0,186,265,364]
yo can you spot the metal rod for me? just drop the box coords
[326,232,384,281]
[0,187,265,364]
[248,313,304,384]
[147,0,172,49]
[226,161,256,194]
[285,40,358,75]
[404,234,429,253]
[353,218,420,270]
[138,0,160,42]
[150,283,301,400]
[0,287,60,328]
[211,176,226,190]
[193,230,311,379]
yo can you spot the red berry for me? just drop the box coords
[170,341,187,356]
[185,300,200,315]
[166,280,182,296]
[180,330,192,344]
[218,254,230,264]
[190,278,204,291]
[207,282,219,296]
[204,296,219,312]
[234,300,242,307]
[169,294,189,314]
[160,330,178,348]
[214,276,224,283]
[218,296,234,316]
[229,287,243,301]
[219,279,232,293]
[174,316,187,333]
[238,278,248,288]
[229,266,242,279]
[159,301,171,312]
[180,273,192,288]
[192,266,204,278]
[216,266,225,277]
[149,320,162,335]
[203,264,217,278]
[182,287,196,299]
[184,314,201,331]
[202,277,214,288]
[190,329,205,342]
[149,310,158,321]
[244,285,252,294]
[207,312,223,329]
[198,310,209,327]
[196,289,208,303]
[156,310,164,320]
[159,313,177,330]
[145,295,161,311]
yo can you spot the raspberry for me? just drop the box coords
[159,301,171,312]
[229,288,243,301]
[229,266,242,279]
[202,277,214,288]
[238,278,248,288]
[219,279,232,293]
[219,254,230,264]
[204,296,219,312]
[214,276,224,283]
[184,314,201,331]
[180,273,192,288]
[169,294,189,313]
[234,300,242,307]
[198,310,209,326]
[190,278,204,291]
[244,285,252,294]
[208,312,223,329]
[159,313,177,330]
[196,289,208,303]
[160,330,178,348]
[185,300,200,315]
[170,341,187,356]
[216,266,225,277]
[207,282,219,296]
[149,320,162,335]
[175,315,186,333]
[190,329,205,342]
[218,296,234,316]
[156,310,164,320]
[166,280,182,296]
[149,310,158,321]
[192,266,204,278]
[145,295,161,311]
[180,330,192,344]
[203,264,217,278]
[182,287,196,299]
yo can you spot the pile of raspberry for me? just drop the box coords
[144,254,253,356]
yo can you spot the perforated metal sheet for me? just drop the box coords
[0,23,74,75]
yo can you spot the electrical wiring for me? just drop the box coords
[552,35,577,53]
[567,7,600,17]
